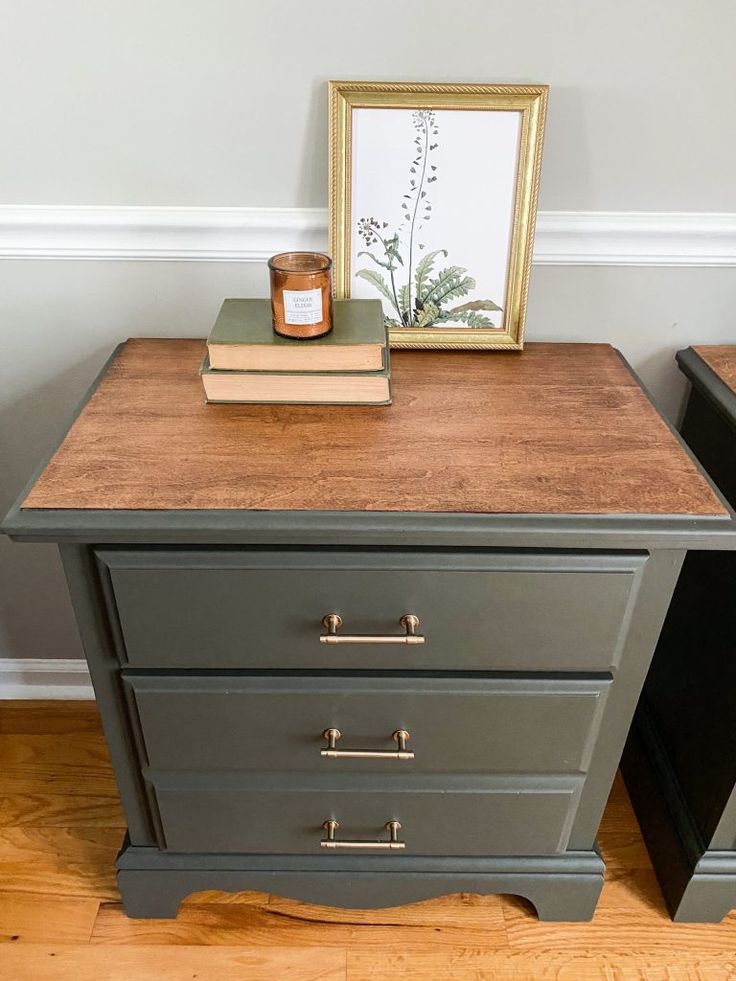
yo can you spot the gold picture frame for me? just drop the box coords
[329,81,548,350]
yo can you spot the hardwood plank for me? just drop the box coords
[22,339,724,516]
[266,891,503,928]
[165,890,271,906]
[346,948,736,980]
[0,828,120,900]
[502,899,736,953]
[90,894,505,947]
[0,946,345,981]
[0,733,112,770]
[0,702,102,736]
[608,769,631,803]
[0,768,119,798]
[597,869,665,912]
[0,727,119,799]
[0,892,99,944]
[693,344,736,393]
[597,773,654,872]
[0,793,125,828]
[598,815,652,871]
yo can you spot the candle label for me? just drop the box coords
[283,287,323,325]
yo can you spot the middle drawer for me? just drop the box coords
[125,674,610,775]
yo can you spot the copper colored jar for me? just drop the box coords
[268,252,333,339]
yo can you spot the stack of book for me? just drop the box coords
[201,299,391,405]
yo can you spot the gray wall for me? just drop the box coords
[1,0,735,663]
[2,0,736,210]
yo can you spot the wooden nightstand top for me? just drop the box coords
[692,345,736,395]
[19,339,726,517]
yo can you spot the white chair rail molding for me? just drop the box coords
[0,205,735,266]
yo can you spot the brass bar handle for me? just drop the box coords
[320,614,425,645]
[321,728,414,760]
[320,819,405,850]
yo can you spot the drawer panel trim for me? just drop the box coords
[98,548,647,672]
[125,673,611,776]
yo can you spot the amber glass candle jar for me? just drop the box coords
[268,252,333,339]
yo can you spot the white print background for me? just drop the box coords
[350,107,522,328]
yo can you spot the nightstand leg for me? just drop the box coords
[521,874,604,922]
[117,871,187,919]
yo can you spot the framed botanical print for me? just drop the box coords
[329,81,548,349]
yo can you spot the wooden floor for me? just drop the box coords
[1,704,736,981]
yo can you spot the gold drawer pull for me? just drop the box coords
[320,614,425,645]
[321,728,414,760]
[321,819,405,850]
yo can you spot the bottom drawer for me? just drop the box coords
[151,776,582,856]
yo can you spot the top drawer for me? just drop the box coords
[98,548,647,672]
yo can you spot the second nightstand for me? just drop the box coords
[624,344,736,922]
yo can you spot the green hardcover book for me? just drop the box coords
[200,353,391,406]
[207,298,386,373]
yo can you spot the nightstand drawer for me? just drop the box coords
[100,548,646,672]
[127,674,609,775]
[150,775,582,856]
[126,675,610,775]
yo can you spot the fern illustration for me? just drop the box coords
[356,111,501,329]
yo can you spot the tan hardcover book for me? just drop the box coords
[208,298,386,372]
[200,355,391,405]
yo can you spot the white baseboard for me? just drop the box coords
[0,206,734,266]
[0,658,93,699]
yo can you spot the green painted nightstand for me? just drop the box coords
[4,339,733,920]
